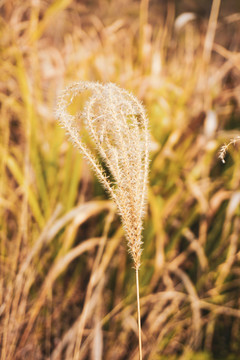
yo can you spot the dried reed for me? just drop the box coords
[56,81,150,359]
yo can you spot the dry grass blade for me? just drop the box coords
[19,237,103,348]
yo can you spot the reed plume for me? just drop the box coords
[56,81,149,359]
[219,136,240,163]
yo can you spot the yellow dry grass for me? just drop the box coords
[1,0,240,359]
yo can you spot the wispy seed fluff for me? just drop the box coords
[56,82,150,270]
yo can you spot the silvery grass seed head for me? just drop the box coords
[56,81,150,270]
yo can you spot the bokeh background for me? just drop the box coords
[1,0,240,359]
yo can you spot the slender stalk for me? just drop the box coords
[203,0,221,64]
[136,269,142,360]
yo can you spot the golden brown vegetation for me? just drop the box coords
[1,0,240,359]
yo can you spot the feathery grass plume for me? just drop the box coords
[56,81,149,358]
[219,136,240,163]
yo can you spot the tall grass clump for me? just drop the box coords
[56,81,150,359]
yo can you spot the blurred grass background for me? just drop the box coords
[0,0,240,359]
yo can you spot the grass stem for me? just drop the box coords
[136,269,142,360]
